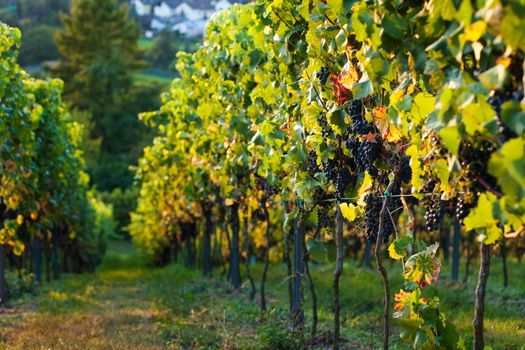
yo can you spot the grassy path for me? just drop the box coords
[1,241,524,349]
[1,242,173,349]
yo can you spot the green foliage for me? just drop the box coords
[5,269,37,300]
[257,321,299,350]
[129,0,524,348]
[102,187,138,237]
[52,0,155,191]
[18,25,59,66]
[53,0,142,110]
[0,0,69,28]
[144,30,183,71]
[89,191,117,241]
[0,21,111,272]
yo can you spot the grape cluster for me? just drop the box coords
[316,66,330,86]
[364,194,382,241]
[322,158,337,182]
[355,140,380,177]
[255,175,280,197]
[365,191,402,242]
[459,138,499,192]
[345,135,359,154]
[424,198,445,231]
[343,99,381,177]
[317,205,333,232]
[399,156,412,184]
[455,196,473,223]
[322,156,356,199]
[307,150,320,177]
[318,113,331,139]
[335,166,354,199]
[488,90,522,140]
[420,180,445,231]
[347,99,375,135]
[452,137,500,223]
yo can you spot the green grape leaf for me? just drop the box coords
[388,234,414,260]
[488,137,525,202]
[327,0,342,13]
[461,101,494,135]
[478,64,507,90]
[411,93,435,124]
[500,6,525,52]
[306,238,327,262]
[501,101,525,135]
[352,75,374,100]
[439,125,461,156]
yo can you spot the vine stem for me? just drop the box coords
[291,209,305,328]
[302,232,318,337]
[473,243,491,350]
[260,206,271,312]
[0,244,8,307]
[283,201,294,312]
[375,178,396,350]
[243,215,256,300]
[333,206,344,350]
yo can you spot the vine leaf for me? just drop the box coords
[329,72,352,105]
[463,193,503,244]
[393,289,423,319]
[339,202,360,222]
[488,137,525,199]
[338,58,359,90]
[356,171,373,206]
[388,234,413,260]
[372,106,402,143]
[463,20,486,42]
[13,241,25,256]
[403,243,441,288]
[478,63,507,90]
[306,239,327,262]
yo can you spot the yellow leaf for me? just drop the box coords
[406,145,424,190]
[496,56,511,68]
[13,241,25,256]
[464,20,487,42]
[340,203,360,222]
[224,198,235,206]
[482,225,502,245]
[16,215,23,225]
[390,90,405,104]
[357,172,373,206]
[339,61,359,89]
[388,243,405,260]
[372,106,403,143]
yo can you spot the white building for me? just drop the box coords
[131,0,245,38]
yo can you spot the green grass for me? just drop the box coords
[1,241,524,349]
[133,71,173,86]
[138,37,155,50]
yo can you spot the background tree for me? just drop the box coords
[52,0,155,191]
[145,29,182,71]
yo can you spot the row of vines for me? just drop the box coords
[0,23,111,306]
[130,1,524,349]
